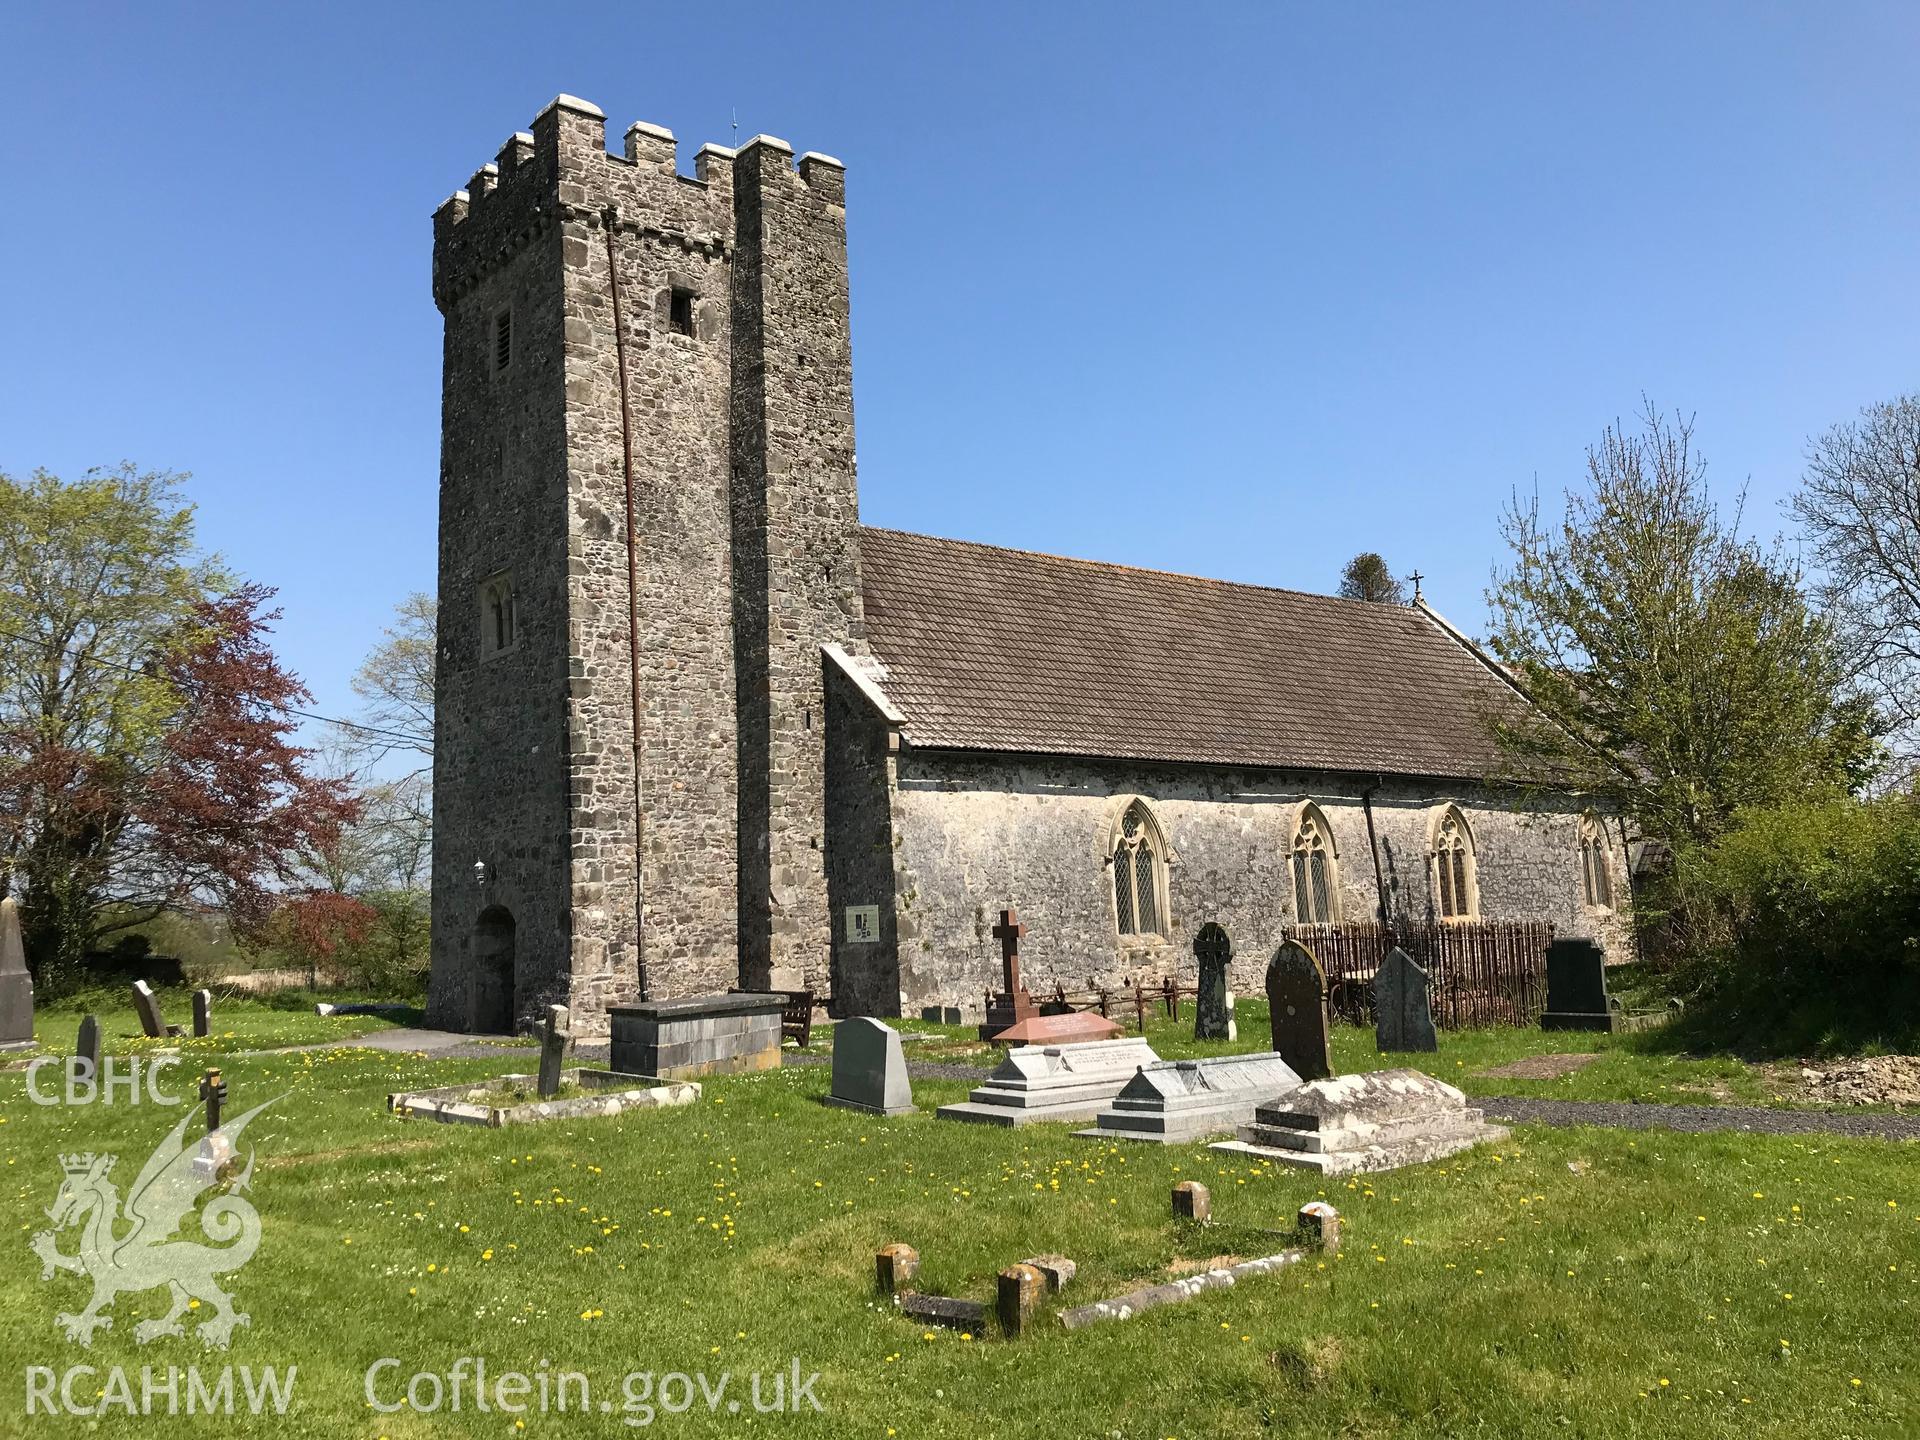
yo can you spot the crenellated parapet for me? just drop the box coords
[432,95,846,314]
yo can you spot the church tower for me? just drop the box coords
[427,96,862,1033]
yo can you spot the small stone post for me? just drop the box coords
[997,1263,1043,1338]
[1297,1201,1341,1253]
[874,1243,920,1294]
[1172,1180,1211,1221]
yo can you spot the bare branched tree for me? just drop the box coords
[349,591,435,774]
[1792,395,1920,773]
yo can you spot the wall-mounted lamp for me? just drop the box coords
[473,859,490,890]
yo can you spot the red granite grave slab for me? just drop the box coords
[991,1011,1124,1046]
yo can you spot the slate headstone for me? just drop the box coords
[1265,940,1333,1081]
[537,1004,570,1099]
[74,1013,102,1082]
[1192,923,1232,1041]
[131,979,170,1039]
[1544,938,1609,1016]
[0,897,34,1048]
[826,1016,915,1116]
[1373,948,1437,1053]
[192,988,212,1039]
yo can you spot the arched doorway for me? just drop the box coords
[472,906,516,1034]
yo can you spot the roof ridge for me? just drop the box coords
[858,525,1423,616]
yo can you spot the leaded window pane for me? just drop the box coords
[1135,845,1159,934]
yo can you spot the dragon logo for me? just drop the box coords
[30,1099,276,1349]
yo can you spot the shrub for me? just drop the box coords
[1669,794,1920,1053]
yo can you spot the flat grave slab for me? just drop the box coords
[1075,1051,1303,1144]
[936,1037,1159,1127]
[1211,1067,1508,1175]
[389,1069,699,1127]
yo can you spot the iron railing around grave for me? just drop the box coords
[1282,919,1555,1030]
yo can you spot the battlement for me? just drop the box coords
[435,94,844,233]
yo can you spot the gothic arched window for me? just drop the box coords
[1110,800,1168,939]
[1432,805,1478,921]
[479,571,517,659]
[1579,813,1614,910]
[1290,803,1340,925]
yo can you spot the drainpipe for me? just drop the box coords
[1361,780,1393,941]
[603,207,648,1000]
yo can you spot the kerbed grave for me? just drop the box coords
[389,1070,699,1127]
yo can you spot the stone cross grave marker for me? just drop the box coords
[1265,940,1334,1081]
[1374,947,1437,1053]
[131,979,175,1039]
[1192,923,1232,1041]
[0,895,34,1048]
[979,906,1039,1039]
[538,1004,570,1099]
[192,988,212,1039]
[74,1014,101,1082]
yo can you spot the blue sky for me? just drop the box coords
[4,2,1916,736]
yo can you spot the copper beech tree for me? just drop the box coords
[0,466,357,979]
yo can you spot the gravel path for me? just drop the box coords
[1479,1095,1920,1142]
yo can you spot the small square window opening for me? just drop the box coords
[669,289,696,337]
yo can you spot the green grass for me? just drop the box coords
[884,1006,1847,1110]
[1,1041,1914,1437]
[15,989,414,1061]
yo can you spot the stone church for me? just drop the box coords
[425,95,1631,1034]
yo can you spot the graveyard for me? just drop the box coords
[1,965,1914,1438]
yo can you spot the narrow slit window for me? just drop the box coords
[493,309,513,372]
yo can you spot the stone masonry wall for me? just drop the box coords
[547,101,742,1016]
[427,125,573,1032]
[730,139,865,996]
[429,96,865,1033]
[862,748,1634,1015]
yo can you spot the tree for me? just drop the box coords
[1792,395,1920,774]
[350,592,435,772]
[1486,406,1878,852]
[0,466,357,978]
[1338,552,1406,604]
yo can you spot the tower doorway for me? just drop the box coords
[472,906,517,1034]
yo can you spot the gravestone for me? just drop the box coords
[979,907,1040,1040]
[537,1005,570,1099]
[1265,940,1333,1081]
[192,988,212,1039]
[1075,1051,1302,1144]
[826,1016,915,1116]
[936,1036,1160,1126]
[130,979,178,1039]
[1544,938,1608,1016]
[74,1014,102,1082]
[1192,923,1232,1041]
[199,1068,226,1134]
[0,896,34,1049]
[1373,948,1437,1053]
[1213,1068,1509,1176]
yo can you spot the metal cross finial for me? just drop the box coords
[1408,570,1425,603]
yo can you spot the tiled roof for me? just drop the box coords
[856,527,1532,781]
